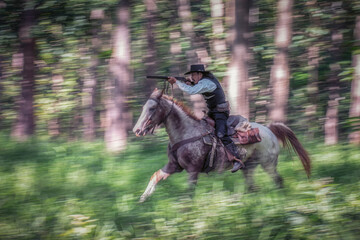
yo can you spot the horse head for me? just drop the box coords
[133,88,167,136]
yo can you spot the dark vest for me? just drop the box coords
[201,77,226,110]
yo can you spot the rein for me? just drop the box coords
[164,81,175,123]
[170,132,210,154]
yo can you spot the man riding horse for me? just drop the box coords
[168,64,245,173]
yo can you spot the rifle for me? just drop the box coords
[146,75,195,85]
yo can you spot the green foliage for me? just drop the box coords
[0,133,359,239]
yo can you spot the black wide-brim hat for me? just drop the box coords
[184,64,210,75]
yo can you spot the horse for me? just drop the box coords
[133,89,311,202]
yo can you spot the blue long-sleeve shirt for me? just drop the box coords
[176,78,217,95]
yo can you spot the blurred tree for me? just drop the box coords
[210,0,226,63]
[144,0,157,95]
[11,0,36,140]
[244,1,271,124]
[81,9,104,141]
[226,0,251,118]
[269,0,293,123]
[80,51,97,141]
[177,0,196,63]
[105,0,132,152]
[305,0,321,139]
[177,0,207,118]
[166,3,189,100]
[324,2,344,145]
[349,15,360,145]
[0,55,3,129]
[169,29,183,76]
[48,74,62,137]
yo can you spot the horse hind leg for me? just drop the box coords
[188,172,199,189]
[261,156,283,189]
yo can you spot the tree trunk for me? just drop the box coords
[348,16,360,145]
[225,0,235,49]
[169,29,186,99]
[226,0,251,118]
[169,30,182,74]
[305,0,320,139]
[81,58,97,141]
[48,74,62,137]
[11,0,36,140]
[0,56,3,130]
[81,9,103,141]
[168,1,183,76]
[324,73,340,145]
[324,56,341,145]
[269,0,293,123]
[306,45,319,138]
[144,0,157,95]
[210,0,226,61]
[177,0,207,118]
[324,3,343,145]
[210,0,227,83]
[105,0,131,152]
[177,0,197,63]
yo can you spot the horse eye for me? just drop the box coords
[149,107,156,112]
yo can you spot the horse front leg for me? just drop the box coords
[139,169,170,203]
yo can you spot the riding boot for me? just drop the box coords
[225,142,246,173]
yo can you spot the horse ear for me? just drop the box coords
[150,88,163,99]
[158,88,164,99]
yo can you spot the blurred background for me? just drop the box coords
[0,0,360,239]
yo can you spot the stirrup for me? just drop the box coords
[231,160,244,173]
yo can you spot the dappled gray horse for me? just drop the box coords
[133,89,311,202]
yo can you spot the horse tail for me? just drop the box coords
[268,122,311,177]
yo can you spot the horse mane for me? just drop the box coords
[162,95,200,121]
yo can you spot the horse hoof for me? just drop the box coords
[139,196,146,203]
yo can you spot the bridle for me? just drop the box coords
[144,80,175,132]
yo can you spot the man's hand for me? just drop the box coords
[185,80,193,85]
[168,76,177,84]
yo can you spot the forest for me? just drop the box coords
[0,0,360,239]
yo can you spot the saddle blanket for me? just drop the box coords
[234,128,261,145]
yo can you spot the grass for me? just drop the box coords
[0,131,359,239]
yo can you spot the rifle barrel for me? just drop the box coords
[146,75,169,80]
[146,75,186,82]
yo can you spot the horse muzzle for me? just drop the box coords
[133,119,155,137]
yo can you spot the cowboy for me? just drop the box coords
[168,64,245,173]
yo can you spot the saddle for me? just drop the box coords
[200,115,261,173]
[202,115,261,145]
